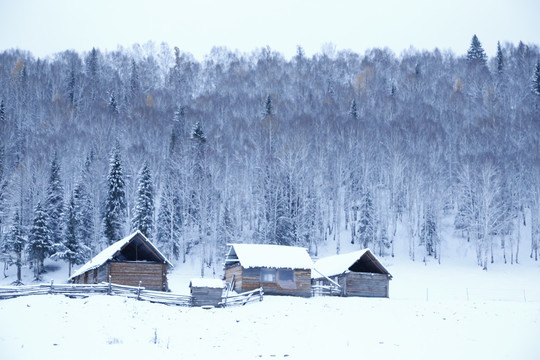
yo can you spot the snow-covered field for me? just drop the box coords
[1,257,539,360]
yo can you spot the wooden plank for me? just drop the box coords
[225,265,243,292]
[343,272,390,297]
[108,262,166,291]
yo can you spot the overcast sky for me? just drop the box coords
[0,0,538,60]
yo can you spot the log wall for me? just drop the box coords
[225,264,243,292]
[227,266,312,297]
[109,262,167,291]
[341,272,389,298]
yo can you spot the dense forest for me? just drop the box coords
[0,35,539,280]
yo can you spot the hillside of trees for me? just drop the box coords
[1,36,539,280]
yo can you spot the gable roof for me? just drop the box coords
[225,244,313,270]
[70,230,171,280]
[312,249,391,279]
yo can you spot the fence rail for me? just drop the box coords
[311,284,342,297]
[0,281,195,306]
[0,281,263,307]
[220,288,264,307]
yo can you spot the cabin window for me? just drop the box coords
[260,269,276,282]
[277,269,296,289]
[278,269,294,281]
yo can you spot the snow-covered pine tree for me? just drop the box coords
[496,41,504,74]
[169,105,186,154]
[129,59,140,98]
[27,201,52,278]
[219,201,235,246]
[358,187,375,249]
[85,47,100,100]
[349,99,358,120]
[467,34,488,67]
[264,94,273,118]
[192,121,206,144]
[73,181,94,257]
[109,90,119,115]
[5,211,25,284]
[455,162,479,244]
[0,99,5,129]
[275,178,295,246]
[532,59,540,96]
[86,47,99,78]
[45,152,64,249]
[420,207,439,258]
[0,145,7,240]
[190,121,214,276]
[131,162,154,239]
[61,194,88,277]
[103,140,127,245]
[66,66,76,106]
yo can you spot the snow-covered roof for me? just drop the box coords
[225,244,313,270]
[70,231,171,280]
[312,249,391,279]
[190,278,225,288]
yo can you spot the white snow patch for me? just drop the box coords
[225,243,313,269]
[189,278,225,288]
[1,290,538,359]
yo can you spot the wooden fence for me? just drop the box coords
[220,287,264,307]
[0,281,262,308]
[311,284,342,297]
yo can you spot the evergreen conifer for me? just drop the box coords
[358,188,375,249]
[28,201,52,278]
[45,153,64,248]
[467,35,488,67]
[131,162,154,238]
[496,41,504,74]
[103,141,127,245]
[62,194,88,277]
[73,181,94,255]
[5,211,25,284]
[532,59,540,96]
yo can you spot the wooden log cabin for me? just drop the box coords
[69,231,172,291]
[312,249,392,298]
[224,244,313,297]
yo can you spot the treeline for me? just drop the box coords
[0,36,539,281]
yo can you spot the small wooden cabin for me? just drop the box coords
[224,244,313,297]
[312,249,392,298]
[70,231,172,291]
[190,278,226,307]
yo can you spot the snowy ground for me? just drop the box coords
[2,216,540,360]
[1,256,539,360]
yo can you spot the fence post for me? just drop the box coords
[137,281,142,301]
[108,275,112,295]
[49,280,54,294]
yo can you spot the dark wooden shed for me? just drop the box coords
[312,249,392,298]
[190,278,226,307]
[69,231,172,291]
[224,244,313,297]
